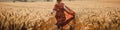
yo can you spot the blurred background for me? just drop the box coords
[0,0,74,2]
[0,0,119,2]
[0,0,120,30]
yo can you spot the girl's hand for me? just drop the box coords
[51,10,56,15]
[51,12,53,14]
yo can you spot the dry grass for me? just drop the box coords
[0,1,120,30]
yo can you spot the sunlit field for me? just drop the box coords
[0,0,120,30]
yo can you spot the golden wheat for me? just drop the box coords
[0,1,120,30]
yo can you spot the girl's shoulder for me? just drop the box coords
[61,3,65,5]
[54,3,65,7]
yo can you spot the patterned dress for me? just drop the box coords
[53,3,75,28]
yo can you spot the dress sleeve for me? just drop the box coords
[53,4,58,11]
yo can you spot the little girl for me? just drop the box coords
[51,0,75,30]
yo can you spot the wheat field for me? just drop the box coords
[0,1,120,30]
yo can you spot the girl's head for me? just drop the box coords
[57,0,62,3]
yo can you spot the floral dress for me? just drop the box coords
[53,3,75,28]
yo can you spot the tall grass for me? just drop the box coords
[0,1,120,30]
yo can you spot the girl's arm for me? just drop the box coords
[64,5,70,13]
[64,5,75,15]
[51,4,58,14]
